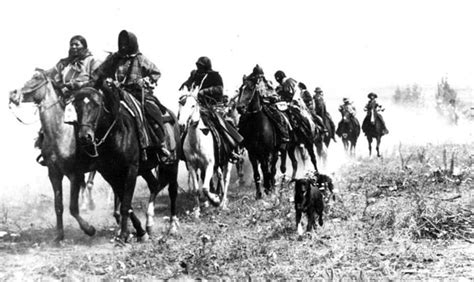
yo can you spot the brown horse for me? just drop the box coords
[362,106,385,157]
[9,70,97,242]
[336,108,360,156]
[73,83,181,241]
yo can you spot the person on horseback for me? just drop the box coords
[182,56,244,162]
[35,35,102,165]
[338,97,360,128]
[363,92,389,135]
[313,87,337,140]
[242,65,290,148]
[92,30,170,162]
[298,82,328,135]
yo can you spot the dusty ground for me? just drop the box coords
[0,143,472,280]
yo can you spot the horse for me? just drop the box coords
[73,83,181,241]
[314,96,335,162]
[362,105,384,157]
[336,108,360,156]
[177,88,231,217]
[282,98,320,178]
[236,76,281,198]
[8,70,97,242]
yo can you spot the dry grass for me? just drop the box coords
[0,143,472,280]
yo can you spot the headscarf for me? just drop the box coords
[118,30,140,57]
[196,56,212,72]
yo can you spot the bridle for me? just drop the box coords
[75,91,116,158]
[238,79,262,114]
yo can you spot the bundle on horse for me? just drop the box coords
[8,69,98,242]
[73,81,181,241]
[336,107,360,156]
[177,87,232,217]
[362,101,385,157]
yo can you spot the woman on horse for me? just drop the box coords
[36,35,101,165]
[182,56,243,161]
[363,92,389,135]
[337,97,360,129]
[92,30,170,162]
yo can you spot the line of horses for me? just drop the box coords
[8,70,386,243]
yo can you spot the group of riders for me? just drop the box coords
[35,30,389,166]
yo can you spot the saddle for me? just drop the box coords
[199,110,235,167]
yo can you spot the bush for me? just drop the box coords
[393,84,423,106]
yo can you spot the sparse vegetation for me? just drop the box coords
[0,143,472,279]
[393,84,423,106]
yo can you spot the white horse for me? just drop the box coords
[178,88,231,217]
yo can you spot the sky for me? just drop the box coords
[0,0,472,192]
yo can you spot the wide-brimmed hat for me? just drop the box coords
[367,92,378,99]
[314,87,323,93]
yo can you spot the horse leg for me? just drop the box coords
[161,164,179,234]
[119,167,145,242]
[48,168,65,242]
[262,155,273,195]
[85,171,96,210]
[189,167,201,218]
[287,144,298,179]
[367,136,372,156]
[376,136,381,157]
[249,154,262,199]
[68,173,96,237]
[279,148,287,176]
[219,163,231,210]
[141,169,160,236]
[202,163,220,206]
[306,143,318,173]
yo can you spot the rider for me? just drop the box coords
[243,65,290,147]
[274,70,314,142]
[92,30,170,162]
[298,82,327,135]
[181,56,244,162]
[313,87,335,139]
[337,97,360,129]
[35,35,101,165]
[363,92,389,135]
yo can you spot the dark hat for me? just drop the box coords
[252,64,264,76]
[343,97,349,103]
[274,70,286,80]
[70,35,88,48]
[314,87,323,93]
[196,56,212,71]
[367,92,378,99]
[298,82,307,90]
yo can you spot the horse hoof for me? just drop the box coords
[54,234,65,244]
[85,226,96,237]
[137,233,149,242]
[146,226,153,236]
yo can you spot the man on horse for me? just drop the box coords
[92,30,171,162]
[337,97,360,134]
[313,87,335,140]
[241,65,290,149]
[274,70,313,143]
[363,92,389,135]
[298,82,327,135]
[35,35,102,165]
[181,56,243,162]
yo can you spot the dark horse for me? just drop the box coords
[313,97,335,163]
[336,108,360,156]
[9,70,97,242]
[362,105,385,157]
[73,83,181,241]
[236,77,279,199]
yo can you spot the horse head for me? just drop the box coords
[177,87,201,129]
[237,76,266,115]
[73,88,107,147]
[9,69,53,106]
